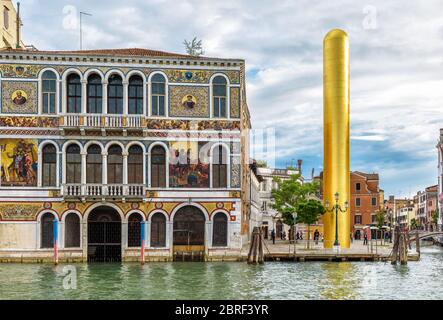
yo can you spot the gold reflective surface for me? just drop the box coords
[323,29,350,248]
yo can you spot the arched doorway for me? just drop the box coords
[173,205,206,261]
[87,206,121,262]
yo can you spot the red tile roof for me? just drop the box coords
[0,47,239,61]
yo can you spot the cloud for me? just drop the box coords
[16,0,443,197]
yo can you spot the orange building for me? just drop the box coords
[349,172,383,238]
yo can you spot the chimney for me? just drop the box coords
[16,2,21,49]
[297,159,302,174]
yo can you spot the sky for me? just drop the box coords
[16,0,443,198]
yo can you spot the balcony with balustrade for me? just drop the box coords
[60,114,145,132]
[63,183,146,200]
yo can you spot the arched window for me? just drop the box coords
[42,70,57,114]
[108,74,123,114]
[151,74,166,116]
[42,144,57,187]
[67,73,82,113]
[128,145,143,184]
[212,145,228,188]
[108,145,123,184]
[128,75,143,115]
[87,74,102,113]
[151,145,166,188]
[212,212,228,247]
[65,212,80,247]
[41,212,55,248]
[66,144,81,184]
[212,76,227,118]
[151,212,166,247]
[128,213,143,247]
[86,145,102,184]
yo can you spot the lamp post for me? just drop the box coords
[325,192,349,252]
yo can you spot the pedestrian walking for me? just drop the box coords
[282,231,286,240]
[271,229,276,244]
[363,233,368,245]
[314,229,320,245]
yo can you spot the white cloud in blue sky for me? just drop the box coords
[16,0,443,198]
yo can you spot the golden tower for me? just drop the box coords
[323,29,350,249]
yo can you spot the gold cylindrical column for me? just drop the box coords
[323,29,350,249]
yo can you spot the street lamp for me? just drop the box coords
[324,192,349,252]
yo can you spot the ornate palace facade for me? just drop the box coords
[0,47,251,262]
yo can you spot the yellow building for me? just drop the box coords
[1,0,25,49]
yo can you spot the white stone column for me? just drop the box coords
[123,80,129,115]
[102,80,108,114]
[122,151,128,195]
[60,221,65,249]
[81,79,87,114]
[82,222,88,261]
[102,152,108,195]
[37,150,42,187]
[167,221,173,253]
[81,151,87,195]
[145,220,151,248]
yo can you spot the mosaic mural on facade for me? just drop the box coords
[0,116,59,128]
[230,156,241,188]
[0,64,42,78]
[1,81,38,114]
[169,141,209,188]
[164,69,240,84]
[0,204,41,220]
[0,138,38,187]
[169,85,209,117]
[230,87,240,118]
[145,119,240,131]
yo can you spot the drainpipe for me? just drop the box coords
[16,2,21,49]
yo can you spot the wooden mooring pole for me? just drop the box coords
[248,227,264,264]
[390,226,408,265]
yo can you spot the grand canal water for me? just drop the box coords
[0,247,442,300]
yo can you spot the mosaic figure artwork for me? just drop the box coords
[1,81,38,114]
[0,116,59,128]
[0,139,38,186]
[169,86,209,117]
[230,87,240,118]
[169,141,209,188]
[0,64,42,78]
[145,119,241,131]
[230,156,241,188]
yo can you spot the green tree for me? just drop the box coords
[271,174,321,240]
[431,210,439,230]
[410,218,417,230]
[375,210,386,244]
[256,160,268,168]
[296,199,325,249]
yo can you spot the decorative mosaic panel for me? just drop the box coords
[0,138,38,186]
[0,64,42,78]
[230,87,240,118]
[0,116,59,128]
[230,156,241,188]
[145,119,240,130]
[169,85,209,117]
[231,142,241,154]
[1,81,38,114]
[0,204,40,220]
[164,69,240,84]
[169,141,209,188]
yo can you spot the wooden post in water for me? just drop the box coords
[248,227,264,264]
[391,226,400,265]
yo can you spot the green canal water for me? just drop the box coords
[0,247,442,300]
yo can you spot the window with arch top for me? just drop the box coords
[128,212,143,247]
[87,74,103,113]
[151,212,166,247]
[108,145,123,184]
[66,144,81,184]
[108,74,123,114]
[128,75,144,115]
[86,145,102,184]
[212,212,228,246]
[128,145,143,184]
[151,145,166,188]
[212,145,228,188]
[42,70,57,114]
[67,73,82,113]
[40,212,55,249]
[42,144,57,187]
[151,74,166,116]
[212,76,227,118]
